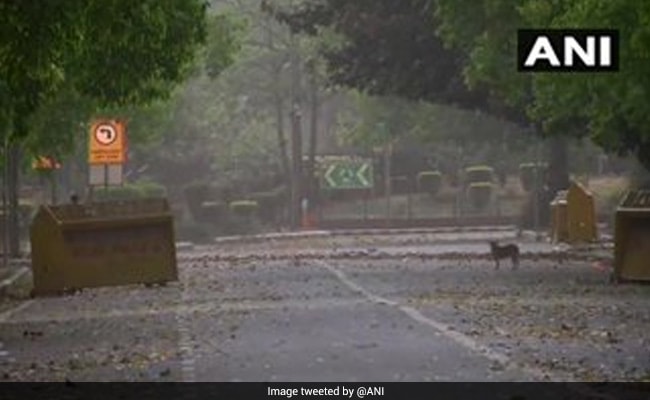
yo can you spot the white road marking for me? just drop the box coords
[318,261,569,381]
[0,300,35,323]
[176,271,197,383]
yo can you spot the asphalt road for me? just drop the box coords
[0,231,648,382]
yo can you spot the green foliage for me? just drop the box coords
[435,0,650,169]
[93,182,166,202]
[465,166,494,185]
[72,1,208,107]
[229,200,259,217]
[94,185,145,202]
[467,182,494,210]
[1,1,213,141]
[417,171,443,195]
[138,181,168,198]
[205,13,246,79]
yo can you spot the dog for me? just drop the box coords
[489,240,520,270]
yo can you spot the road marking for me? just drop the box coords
[318,261,569,381]
[0,300,35,323]
[176,270,197,383]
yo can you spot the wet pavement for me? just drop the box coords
[0,229,648,382]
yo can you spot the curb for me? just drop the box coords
[212,226,518,245]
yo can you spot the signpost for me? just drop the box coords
[88,119,127,190]
[32,156,62,205]
[322,159,373,190]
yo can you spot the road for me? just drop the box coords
[0,230,649,382]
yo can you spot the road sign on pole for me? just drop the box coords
[321,159,373,190]
[88,119,127,189]
[89,120,127,165]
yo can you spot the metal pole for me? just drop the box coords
[291,105,303,230]
[2,137,8,268]
[384,143,392,226]
[533,135,541,240]
[104,164,109,197]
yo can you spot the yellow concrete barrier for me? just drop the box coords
[30,198,178,296]
[550,180,598,244]
[550,190,568,243]
[614,190,650,282]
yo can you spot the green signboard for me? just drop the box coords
[321,159,373,189]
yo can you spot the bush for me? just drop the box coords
[94,184,144,201]
[139,181,167,198]
[519,163,548,192]
[465,166,494,186]
[417,171,442,196]
[199,201,226,225]
[93,181,167,202]
[391,176,411,195]
[229,200,259,217]
[467,182,493,210]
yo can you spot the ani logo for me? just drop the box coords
[517,29,619,72]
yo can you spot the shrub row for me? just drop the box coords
[94,182,167,201]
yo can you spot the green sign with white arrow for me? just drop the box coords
[322,159,373,189]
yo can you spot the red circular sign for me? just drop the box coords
[94,123,118,146]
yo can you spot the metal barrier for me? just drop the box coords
[550,190,568,243]
[566,180,598,243]
[614,190,650,282]
[30,198,178,296]
[550,181,598,244]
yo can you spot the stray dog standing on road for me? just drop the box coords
[489,241,520,270]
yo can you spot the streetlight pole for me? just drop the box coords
[533,125,543,241]
[2,136,9,268]
[291,104,303,230]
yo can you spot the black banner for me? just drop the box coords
[0,383,649,400]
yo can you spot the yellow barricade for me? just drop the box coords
[30,198,178,296]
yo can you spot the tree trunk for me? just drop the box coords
[7,143,20,256]
[275,94,291,228]
[548,135,570,194]
[290,106,303,230]
[275,95,291,185]
[307,76,319,203]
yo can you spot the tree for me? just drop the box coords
[270,0,510,119]
[0,0,237,255]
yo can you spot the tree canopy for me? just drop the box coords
[272,0,650,169]
[0,0,212,140]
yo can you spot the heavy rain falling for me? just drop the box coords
[0,0,649,395]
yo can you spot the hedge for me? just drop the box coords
[465,166,494,186]
[229,200,259,217]
[417,171,442,195]
[467,182,493,210]
[93,182,167,202]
